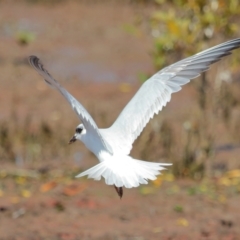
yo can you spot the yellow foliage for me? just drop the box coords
[163,173,175,182]
[218,177,232,186]
[119,83,131,93]
[21,189,31,198]
[218,169,240,186]
[177,218,189,227]
[225,169,240,178]
[139,186,155,195]
[152,173,175,188]
[152,176,162,187]
[16,176,27,185]
[167,20,180,37]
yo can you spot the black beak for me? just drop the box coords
[69,135,77,144]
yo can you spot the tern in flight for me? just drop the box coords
[29,38,240,198]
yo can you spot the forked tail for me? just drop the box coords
[75,157,171,188]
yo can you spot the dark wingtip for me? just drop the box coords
[28,55,58,90]
[28,55,41,68]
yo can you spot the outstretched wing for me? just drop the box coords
[108,38,240,155]
[28,56,113,155]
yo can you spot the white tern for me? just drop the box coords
[29,38,240,198]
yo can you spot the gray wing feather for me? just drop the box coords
[108,38,240,155]
[28,56,113,155]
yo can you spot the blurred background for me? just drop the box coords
[0,0,240,239]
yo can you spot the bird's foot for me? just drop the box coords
[114,185,123,199]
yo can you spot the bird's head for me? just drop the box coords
[69,123,86,144]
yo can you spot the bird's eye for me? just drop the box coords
[76,127,83,134]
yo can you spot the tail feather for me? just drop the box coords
[76,157,171,188]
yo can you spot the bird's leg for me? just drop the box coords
[114,185,123,199]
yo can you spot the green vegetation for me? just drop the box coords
[173,205,184,213]
[16,30,35,46]
[149,0,240,69]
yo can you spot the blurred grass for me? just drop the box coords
[0,114,70,165]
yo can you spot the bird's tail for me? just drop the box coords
[75,157,171,188]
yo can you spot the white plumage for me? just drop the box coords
[29,38,240,198]
[76,154,169,188]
